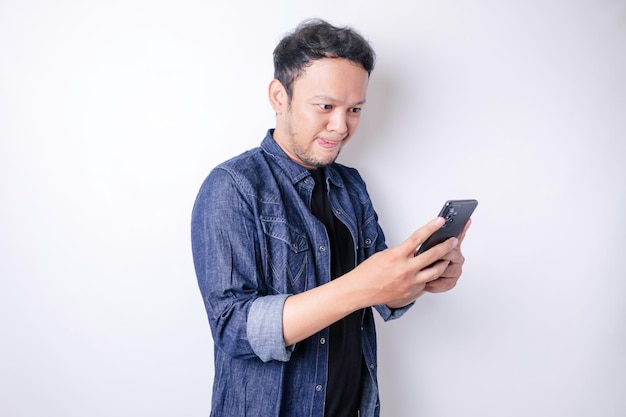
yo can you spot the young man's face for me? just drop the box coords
[270,58,369,169]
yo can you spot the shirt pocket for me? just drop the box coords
[260,216,310,294]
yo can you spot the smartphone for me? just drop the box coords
[415,199,478,256]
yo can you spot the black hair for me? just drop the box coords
[273,18,376,99]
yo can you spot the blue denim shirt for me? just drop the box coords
[191,130,411,417]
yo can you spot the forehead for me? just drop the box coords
[292,58,369,102]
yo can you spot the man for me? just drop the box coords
[191,18,470,417]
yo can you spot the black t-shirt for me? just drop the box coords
[309,168,364,417]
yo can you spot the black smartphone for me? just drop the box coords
[415,199,478,256]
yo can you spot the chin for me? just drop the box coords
[314,153,340,168]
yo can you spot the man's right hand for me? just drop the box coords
[351,216,459,309]
[282,216,460,346]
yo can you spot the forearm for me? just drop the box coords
[282,271,371,346]
[282,218,459,346]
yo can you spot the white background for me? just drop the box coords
[1,1,625,416]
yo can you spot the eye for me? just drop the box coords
[350,107,362,114]
[318,104,333,110]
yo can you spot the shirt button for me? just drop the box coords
[315,385,323,392]
[320,338,326,345]
[319,245,326,252]
[335,209,342,215]
[364,238,372,245]
[370,363,375,370]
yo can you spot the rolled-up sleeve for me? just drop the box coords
[247,294,295,362]
[374,302,414,321]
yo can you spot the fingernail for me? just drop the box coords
[434,217,445,227]
[451,238,459,248]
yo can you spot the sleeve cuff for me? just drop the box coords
[375,301,415,321]
[247,294,295,362]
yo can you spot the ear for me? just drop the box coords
[268,79,288,113]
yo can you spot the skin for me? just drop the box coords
[269,58,366,169]
[268,58,470,346]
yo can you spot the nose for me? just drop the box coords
[327,110,348,137]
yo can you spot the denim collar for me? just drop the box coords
[260,129,346,189]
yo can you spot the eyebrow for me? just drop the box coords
[313,94,367,106]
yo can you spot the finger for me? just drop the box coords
[417,259,451,283]
[438,258,463,279]
[414,237,458,270]
[425,276,458,293]
[399,217,445,257]
[440,239,465,261]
